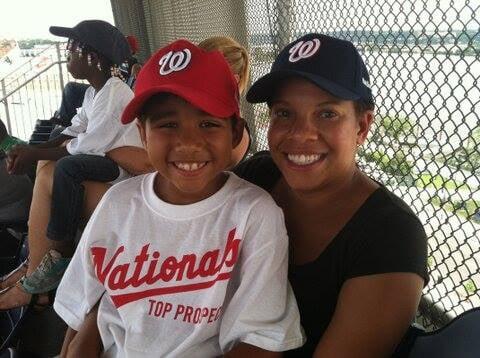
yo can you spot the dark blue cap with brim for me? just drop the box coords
[247,33,373,104]
[50,20,130,66]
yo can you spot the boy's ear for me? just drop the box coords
[136,120,148,148]
[232,117,245,149]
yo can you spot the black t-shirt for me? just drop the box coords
[235,151,428,357]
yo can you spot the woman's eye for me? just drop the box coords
[272,109,290,119]
[318,111,337,120]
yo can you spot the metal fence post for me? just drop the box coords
[56,43,65,91]
[276,0,293,49]
[1,78,12,134]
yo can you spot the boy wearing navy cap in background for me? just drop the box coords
[2,20,143,306]
[54,39,304,357]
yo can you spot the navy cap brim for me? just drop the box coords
[246,70,361,104]
[49,26,77,39]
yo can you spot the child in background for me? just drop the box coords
[55,39,304,357]
[0,20,143,309]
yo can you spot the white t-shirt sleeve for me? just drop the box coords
[66,81,133,156]
[61,89,91,137]
[54,196,111,330]
[219,195,305,352]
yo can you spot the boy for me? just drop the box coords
[54,40,304,357]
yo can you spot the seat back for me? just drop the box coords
[0,306,29,352]
[409,308,480,358]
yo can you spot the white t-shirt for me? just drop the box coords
[62,77,142,157]
[54,172,305,357]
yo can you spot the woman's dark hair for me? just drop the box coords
[353,98,375,115]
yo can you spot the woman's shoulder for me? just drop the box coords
[339,186,429,283]
[359,186,423,228]
[233,151,281,191]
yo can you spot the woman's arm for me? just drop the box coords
[106,146,154,175]
[313,272,424,358]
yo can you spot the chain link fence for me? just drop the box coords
[113,0,480,330]
[243,0,480,329]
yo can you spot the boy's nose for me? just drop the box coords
[176,128,204,149]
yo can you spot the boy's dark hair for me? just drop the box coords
[138,93,239,131]
[137,93,171,122]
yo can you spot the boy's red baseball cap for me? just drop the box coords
[121,39,240,124]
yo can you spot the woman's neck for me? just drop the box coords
[279,167,376,210]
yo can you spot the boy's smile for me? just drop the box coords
[138,94,243,205]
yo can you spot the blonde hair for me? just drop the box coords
[198,36,250,95]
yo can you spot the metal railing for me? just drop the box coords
[0,42,74,140]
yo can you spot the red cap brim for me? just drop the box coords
[121,85,238,124]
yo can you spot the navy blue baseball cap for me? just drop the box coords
[247,33,373,104]
[50,20,130,66]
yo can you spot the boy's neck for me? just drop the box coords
[153,172,229,205]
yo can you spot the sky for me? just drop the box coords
[0,0,114,39]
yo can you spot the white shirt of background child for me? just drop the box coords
[62,77,143,156]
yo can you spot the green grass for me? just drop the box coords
[429,195,480,220]
[415,174,470,191]
[464,279,477,295]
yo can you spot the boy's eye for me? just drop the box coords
[157,122,177,128]
[200,120,220,128]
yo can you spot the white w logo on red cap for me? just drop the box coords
[288,39,321,63]
[159,49,191,75]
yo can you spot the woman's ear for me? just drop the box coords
[356,110,374,145]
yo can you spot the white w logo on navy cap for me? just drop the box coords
[288,39,321,62]
[159,49,191,75]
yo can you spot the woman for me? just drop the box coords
[235,33,428,357]
[0,36,252,311]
